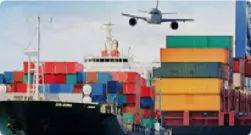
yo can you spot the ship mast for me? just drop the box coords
[104,21,115,56]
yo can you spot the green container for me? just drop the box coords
[153,62,226,79]
[166,36,232,50]
[66,74,77,84]
[122,113,135,124]
[140,118,155,128]
[23,74,34,84]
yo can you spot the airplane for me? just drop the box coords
[121,0,194,30]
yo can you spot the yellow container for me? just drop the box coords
[160,48,229,64]
[155,94,221,111]
[153,78,223,94]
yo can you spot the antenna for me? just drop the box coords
[156,0,159,9]
[103,20,115,56]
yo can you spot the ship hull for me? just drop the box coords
[0,101,124,135]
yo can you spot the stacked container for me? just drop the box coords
[153,36,232,112]
[233,58,245,89]
[245,61,251,92]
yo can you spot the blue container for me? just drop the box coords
[140,97,154,108]
[107,94,126,106]
[77,72,86,83]
[91,84,106,96]
[4,72,13,84]
[0,74,4,83]
[91,95,107,103]
[107,94,117,104]
[49,84,61,93]
[107,81,123,93]
[60,84,74,93]
[39,85,50,93]
[97,72,112,84]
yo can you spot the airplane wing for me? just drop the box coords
[121,13,147,21]
[161,18,194,22]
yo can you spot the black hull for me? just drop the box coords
[0,101,124,135]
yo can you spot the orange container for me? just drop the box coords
[123,83,139,94]
[13,71,24,83]
[123,104,137,114]
[160,48,229,64]
[153,78,223,94]
[86,72,97,83]
[155,94,221,111]
[111,72,139,83]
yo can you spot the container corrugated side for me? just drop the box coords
[166,36,232,50]
[155,94,221,111]
[153,62,226,79]
[66,74,77,84]
[153,78,223,94]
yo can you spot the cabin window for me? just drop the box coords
[119,59,122,62]
[111,59,115,62]
[100,59,104,62]
[105,59,109,62]
[123,59,128,62]
[115,59,119,62]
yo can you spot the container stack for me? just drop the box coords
[233,58,245,89]
[153,36,232,112]
[245,59,251,91]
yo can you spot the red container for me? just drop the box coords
[66,62,83,74]
[13,71,24,83]
[123,83,137,94]
[101,50,108,57]
[44,62,55,74]
[140,87,153,98]
[74,84,83,93]
[112,72,139,83]
[134,114,140,125]
[233,60,240,73]
[245,62,251,76]
[15,84,27,93]
[86,72,97,83]
[140,78,147,87]
[111,50,120,57]
[122,104,137,114]
[6,85,14,93]
[126,94,136,104]
[55,74,66,84]
[23,62,35,73]
[44,74,56,84]
[141,109,152,118]
[55,62,66,74]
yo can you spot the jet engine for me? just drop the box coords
[129,18,137,26]
[170,22,179,30]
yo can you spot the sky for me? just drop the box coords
[0,1,235,72]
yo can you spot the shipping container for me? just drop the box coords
[4,72,13,84]
[13,71,24,83]
[245,62,251,76]
[107,81,123,93]
[91,84,106,96]
[107,94,126,106]
[60,84,74,93]
[154,63,227,79]
[165,36,232,50]
[97,72,112,84]
[44,74,56,84]
[23,74,34,84]
[91,95,107,103]
[160,48,229,64]
[134,114,140,125]
[140,109,153,118]
[111,72,139,83]
[122,113,135,124]
[0,74,4,83]
[123,83,138,94]
[66,74,77,84]
[55,74,66,84]
[66,62,83,74]
[153,78,223,94]
[233,73,241,87]
[123,105,137,114]
[86,72,97,83]
[140,118,155,128]
[246,77,251,91]
[155,94,221,111]
[140,78,147,87]
[140,87,153,98]
[55,62,67,74]
[140,97,154,108]
[23,62,35,73]
[73,84,83,93]
[49,84,61,93]
[43,62,55,74]
[76,72,86,83]
[39,84,50,93]
[14,84,27,93]
[126,94,136,104]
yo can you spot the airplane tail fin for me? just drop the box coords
[156,0,159,9]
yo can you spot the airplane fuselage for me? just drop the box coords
[147,8,162,24]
